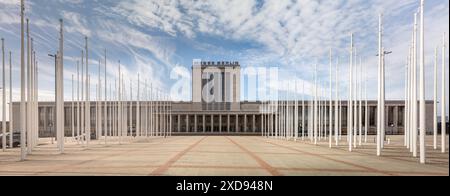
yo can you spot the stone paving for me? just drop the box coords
[0,136,448,176]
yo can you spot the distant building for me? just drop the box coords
[12,60,436,137]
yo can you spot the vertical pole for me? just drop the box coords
[20,0,26,161]
[314,63,318,145]
[365,58,368,143]
[130,79,132,137]
[81,50,85,145]
[26,18,31,154]
[104,49,107,143]
[85,36,89,146]
[441,33,447,153]
[412,13,418,157]
[136,74,140,137]
[302,81,305,140]
[77,61,80,144]
[329,48,333,148]
[377,15,382,156]
[349,33,354,152]
[335,57,339,146]
[118,62,121,144]
[72,75,74,138]
[56,19,64,153]
[433,47,438,149]
[418,0,426,164]
[9,51,13,148]
[97,59,101,140]
[1,38,5,152]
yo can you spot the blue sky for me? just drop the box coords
[0,0,449,118]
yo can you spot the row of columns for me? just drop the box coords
[175,114,258,133]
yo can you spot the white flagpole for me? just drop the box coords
[145,79,148,137]
[150,84,153,137]
[9,51,13,148]
[56,19,64,153]
[104,49,107,143]
[81,50,84,145]
[302,81,305,140]
[377,15,382,156]
[85,36,90,146]
[329,49,333,148]
[77,61,80,144]
[364,57,368,143]
[335,57,339,146]
[97,59,102,140]
[118,62,122,144]
[136,74,140,137]
[72,75,74,139]
[359,57,363,146]
[412,12,418,157]
[441,33,447,153]
[314,63,318,145]
[130,79,133,137]
[26,19,31,154]
[418,0,426,164]
[20,0,27,161]
[295,81,298,141]
[406,47,411,149]
[433,47,438,149]
[349,33,354,152]
[1,38,5,152]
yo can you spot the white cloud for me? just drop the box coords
[62,11,91,36]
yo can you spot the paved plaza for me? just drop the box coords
[0,136,448,176]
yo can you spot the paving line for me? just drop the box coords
[225,136,281,176]
[150,136,206,176]
[251,137,396,176]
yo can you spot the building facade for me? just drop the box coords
[11,60,435,137]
